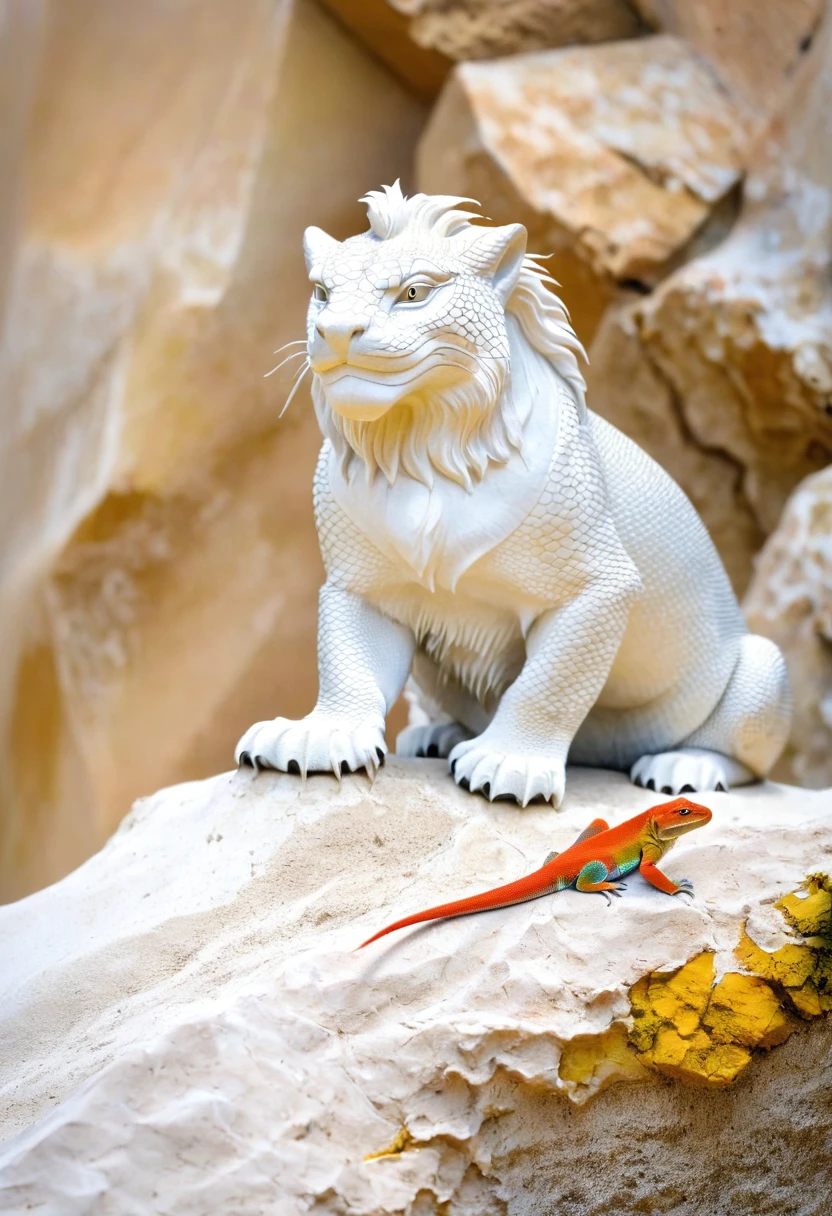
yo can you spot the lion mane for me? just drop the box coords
[311,182,587,491]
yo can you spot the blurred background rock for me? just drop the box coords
[0,0,829,902]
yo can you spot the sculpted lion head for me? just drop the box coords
[303,182,586,490]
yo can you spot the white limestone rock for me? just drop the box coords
[0,761,830,1213]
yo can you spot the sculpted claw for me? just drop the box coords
[234,713,386,782]
[630,750,753,797]
[447,736,566,808]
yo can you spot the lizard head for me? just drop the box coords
[651,796,712,840]
[301,181,586,490]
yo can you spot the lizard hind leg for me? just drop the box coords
[544,818,610,866]
[575,860,627,905]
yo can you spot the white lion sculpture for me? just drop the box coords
[236,183,791,805]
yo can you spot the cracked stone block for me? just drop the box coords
[744,467,832,789]
[318,0,644,97]
[397,0,644,62]
[587,16,832,596]
[418,35,750,343]
[0,0,425,902]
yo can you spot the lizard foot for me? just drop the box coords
[236,712,386,779]
[448,736,566,807]
[601,885,627,906]
[630,747,752,795]
[672,878,695,898]
[396,720,472,759]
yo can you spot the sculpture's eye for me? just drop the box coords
[397,282,433,305]
[313,283,328,303]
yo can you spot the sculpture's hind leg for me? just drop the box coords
[395,665,487,759]
[631,635,791,794]
[397,720,473,758]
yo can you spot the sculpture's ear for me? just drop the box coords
[303,226,339,273]
[462,223,527,303]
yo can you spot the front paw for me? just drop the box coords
[235,712,386,778]
[448,736,566,808]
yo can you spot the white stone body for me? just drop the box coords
[237,185,791,805]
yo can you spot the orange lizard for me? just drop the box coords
[359,796,712,949]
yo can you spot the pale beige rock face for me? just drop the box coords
[0,761,829,1212]
[0,0,425,901]
[418,36,748,343]
[745,467,832,789]
[631,0,824,118]
[587,16,832,596]
[0,1,43,333]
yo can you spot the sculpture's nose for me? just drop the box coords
[315,312,366,361]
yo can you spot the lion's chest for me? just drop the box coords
[371,575,530,704]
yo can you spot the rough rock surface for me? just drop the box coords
[745,467,832,789]
[0,0,424,901]
[630,0,825,120]
[398,0,643,62]
[1,760,830,1213]
[587,15,832,595]
[418,35,749,343]
[318,0,643,97]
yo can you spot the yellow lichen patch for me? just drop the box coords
[549,875,832,1100]
[629,955,754,1087]
[364,1126,420,1162]
[736,873,832,1019]
[628,951,795,1087]
[634,950,715,1035]
[629,953,712,1057]
[778,873,832,939]
[702,972,797,1049]
[628,873,832,1088]
[558,1023,649,1098]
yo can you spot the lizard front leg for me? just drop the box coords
[449,578,639,806]
[236,583,414,778]
[639,848,694,897]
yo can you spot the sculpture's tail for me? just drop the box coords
[357,868,558,949]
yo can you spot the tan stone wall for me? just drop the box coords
[0,0,425,901]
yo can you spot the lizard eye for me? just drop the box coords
[312,283,328,303]
[396,282,434,306]
[677,808,690,815]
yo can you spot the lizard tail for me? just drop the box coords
[357,870,557,949]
